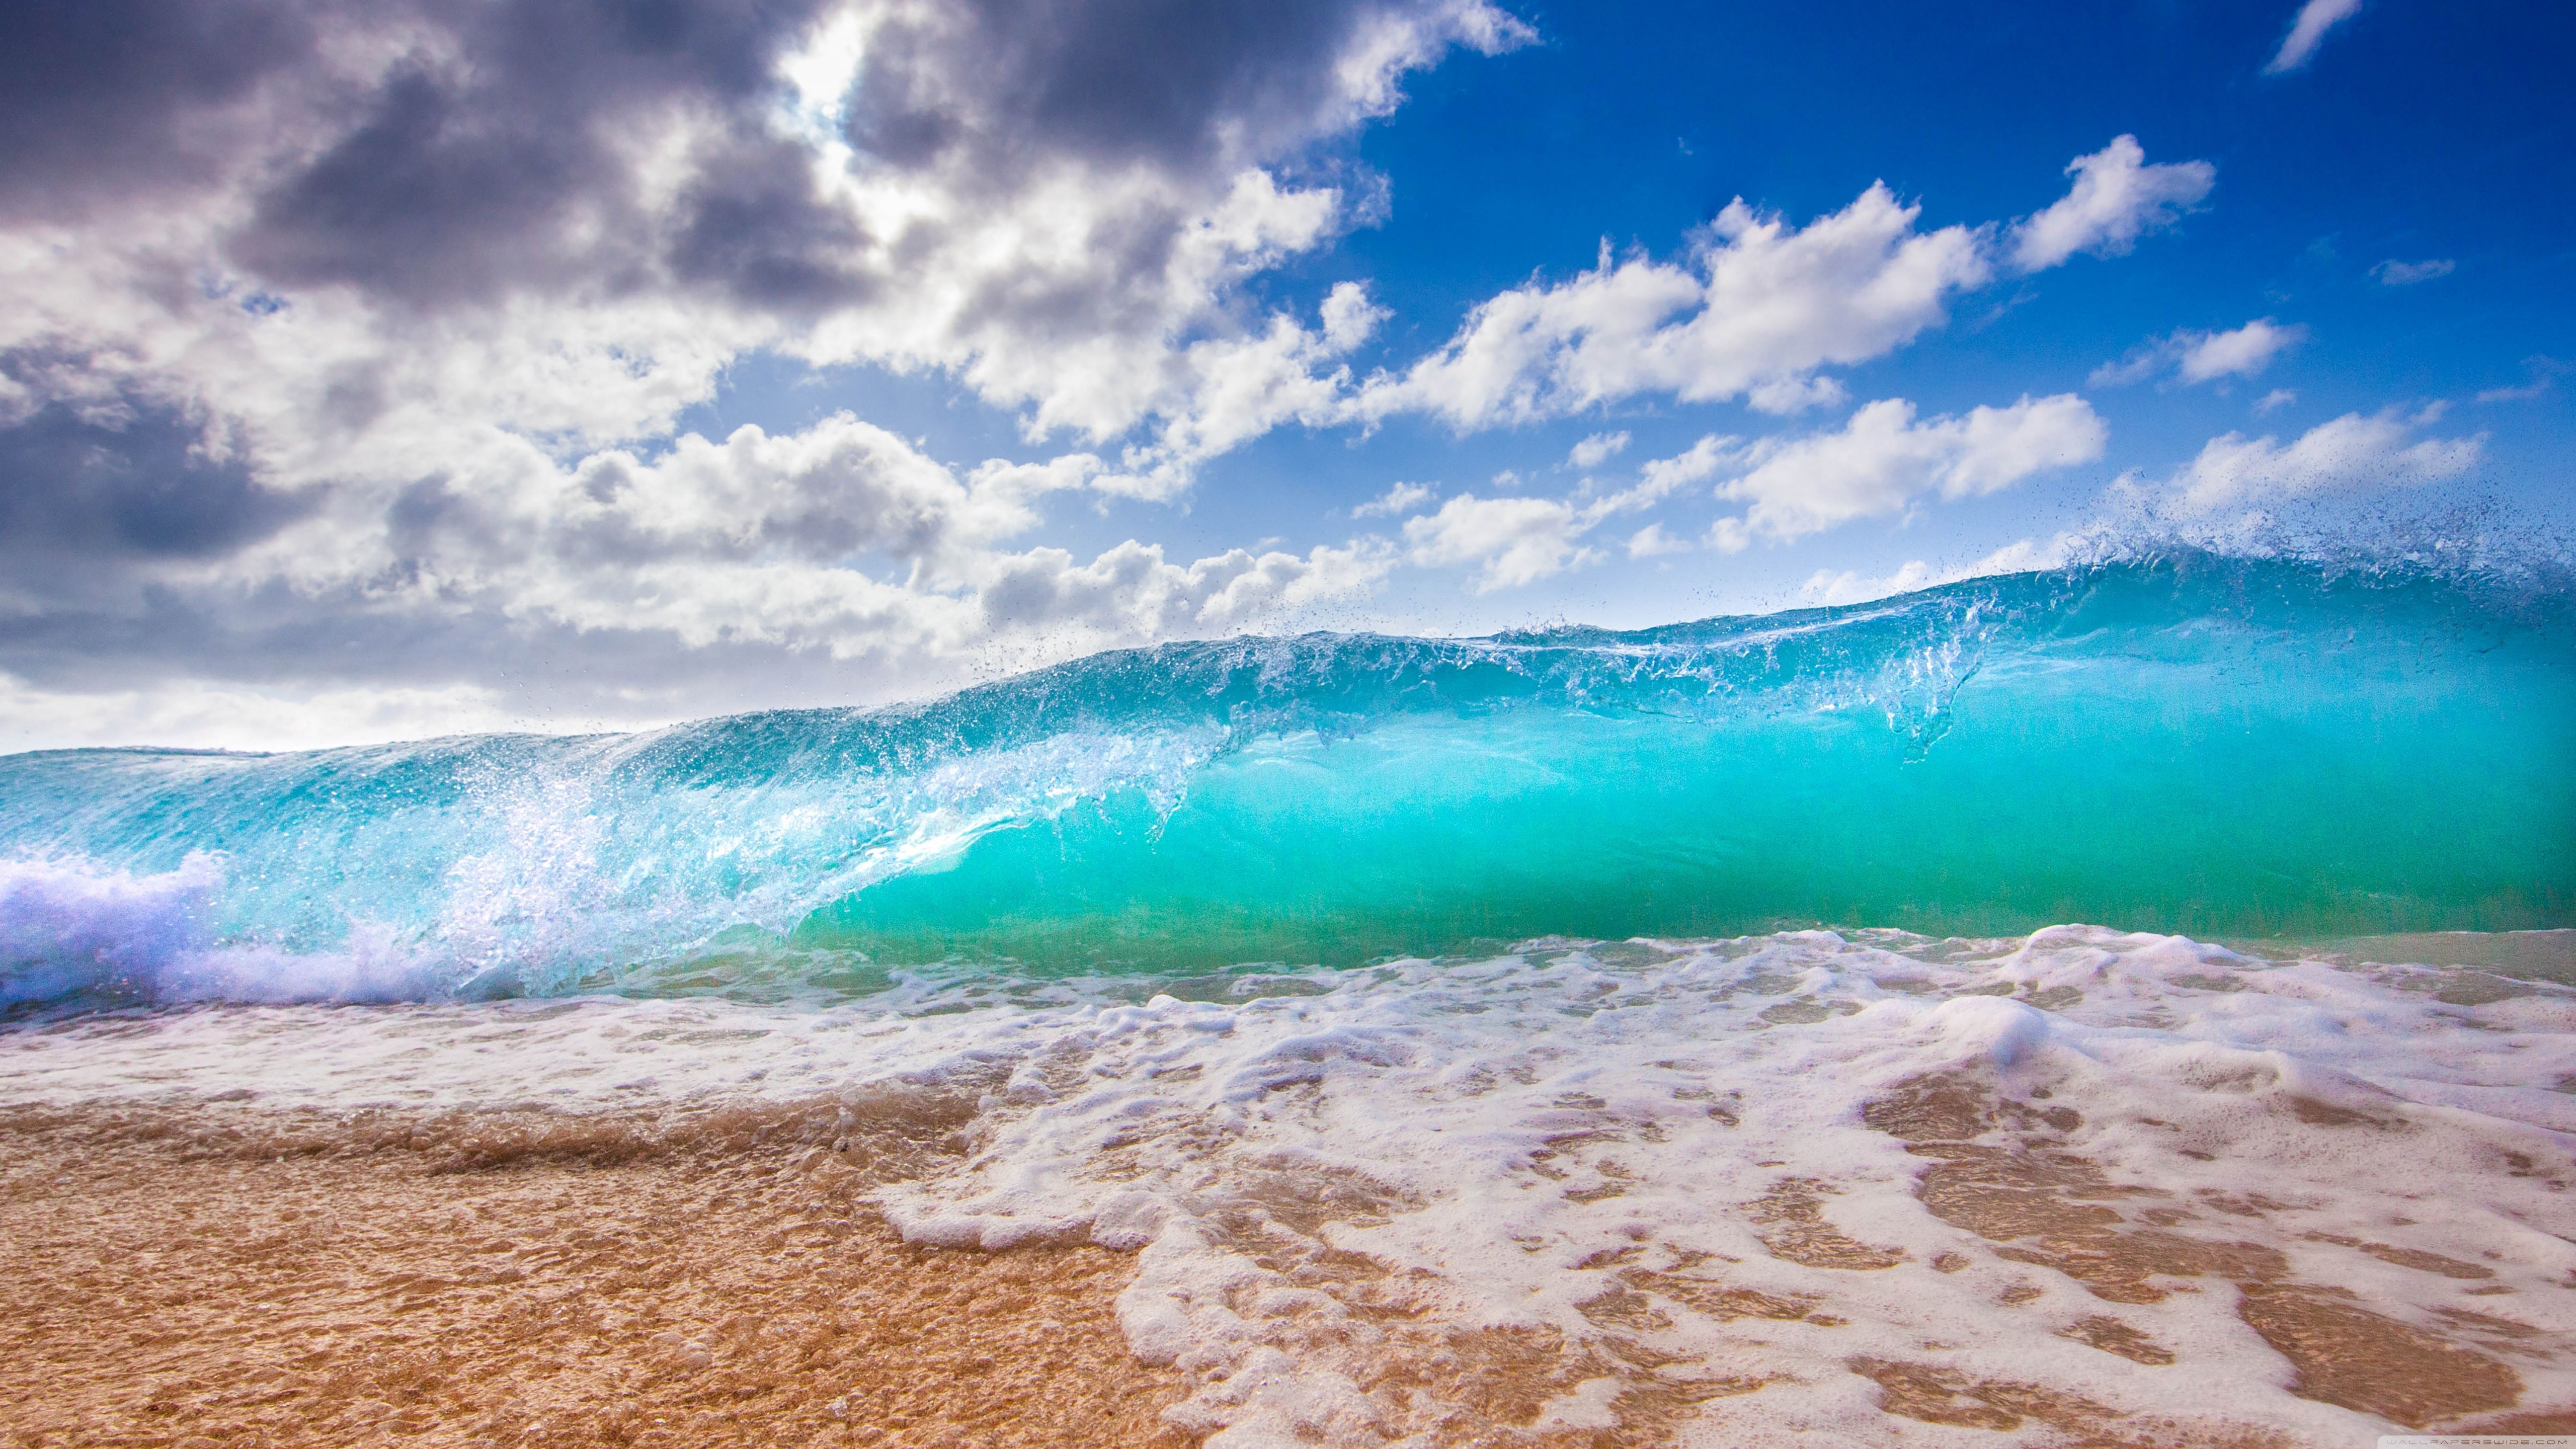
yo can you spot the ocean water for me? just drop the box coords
[2,549,2570,1004]
[4,549,2574,1445]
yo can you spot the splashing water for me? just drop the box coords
[1,550,2569,1006]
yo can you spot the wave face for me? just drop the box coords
[3,552,2572,1004]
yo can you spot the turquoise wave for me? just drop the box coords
[3,550,2571,1003]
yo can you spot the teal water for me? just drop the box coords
[3,550,2570,1003]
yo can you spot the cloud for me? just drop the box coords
[1397,394,2103,585]
[0,0,1523,739]
[2177,319,2305,383]
[1361,184,1991,429]
[2371,257,2455,286]
[1391,432,1734,586]
[311,411,1399,660]
[1402,494,1596,591]
[2008,136,2214,272]
[1706,394,2107,550]
[1351,480,1433,518]
[1,1,1530,466]
[1365,139,2209,433]
[0,379,309,597]
[1798,559,1942,607]
[1625,522,1690,558]
[2253,388,2298,416]
[1567,430,1630,468]
[2165,410,2484,514]
[2265,0,2364,74]
[2476,356,2569,404]
[2091,318,2306,387]
[1636,434,1736,494]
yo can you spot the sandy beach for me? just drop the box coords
[0,1101,1192,1449]
[5,932,2573,1447]
[6,1070,2571,1447]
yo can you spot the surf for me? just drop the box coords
[3,547,2570,1006]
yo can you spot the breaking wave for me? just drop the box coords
[3,548,2570,1005]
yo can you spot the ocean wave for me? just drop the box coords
[1,549,2569,1004]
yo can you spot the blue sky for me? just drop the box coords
[0,0,2566,747]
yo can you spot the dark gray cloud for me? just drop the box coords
[0,0,1454,314]
[231,0,853,312]
[847,0,1366,174]
[0,378,312,584]
[2,0,862,313]
[0,0,318,222]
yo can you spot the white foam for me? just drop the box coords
[4,927,2571,1444]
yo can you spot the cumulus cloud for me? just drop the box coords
[2371,258,2455,286]
[2165,410,2484,514]
[2254,388,2298,416]
[1402,494,1596,592]
[1567,431,1630,468]
[1359,185,1991,429]
[2008,136,2214,273]
[2,0,1529,465]
[2091,318,2305,387]
[1706,395,2107,550]
[1363,391,2106,590]
[0,0,1522,739]
[1625,522,1689,558]
[1351,480,1433,518]
[2265,0,2363,74]
[1398,431,1738,587]
[1363,138,2208,434]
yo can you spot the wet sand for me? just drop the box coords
[0,1103,1193,1449]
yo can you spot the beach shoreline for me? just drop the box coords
[7,931,2575,1447]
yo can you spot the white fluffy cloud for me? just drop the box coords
[326,411,1398,663]
[2008,136,2215,273]
[1402,494,1596,592]
[1567,431,1631,468]
[2092,318,2306,387]
[1396,394,2105,588]
[1360,184,1990,429]
[2166,410,2484,514]
[1351,480,1434,518]
[2265,0,2364,73]
[1707,394,2107,550]
[1396,432,1736,588]
[1361,137,2210,434]
[2177,319,2305,383]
